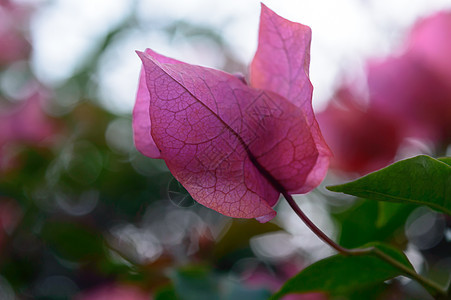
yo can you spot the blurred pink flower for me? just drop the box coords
[408,11,451,87]
[0,95,55,144]
[319,10,451,175]
[0,89,58,171]
[317,87,402,175]
[368,11,451,144]
[0,1,32,65]
[75,284,151,300]
[367,53,451,143]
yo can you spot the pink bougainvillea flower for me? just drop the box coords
[133,4,331,222]
[317,87,403,175]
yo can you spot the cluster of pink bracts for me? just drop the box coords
[318,11,451,175]
[133,5,331,222]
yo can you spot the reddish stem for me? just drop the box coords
[282,192,371,255]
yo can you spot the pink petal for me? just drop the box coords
[138,49,321,221]
[133,49,186,158]
[133,66,162,158]
[251,4,312,108]
[250,4,331,193]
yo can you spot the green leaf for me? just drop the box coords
[334,199,378,248]
[271,243,414,299]
[438,157,451,166]
[344,283,390,300]
[374,201,414,245]
[334,199,413,249]
[327,155,451,215]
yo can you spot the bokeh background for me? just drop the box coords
[1,0,450,299]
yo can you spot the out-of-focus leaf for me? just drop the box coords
[334,199,378,248]
[41,221,105,262]
[334,199,412,249]
[327,155,451,215]
[375,201,415,236]
[271,242,414,299]
[376,202,405,228]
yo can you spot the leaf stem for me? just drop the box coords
[282,191,350,254]
[371,247,448,297]
[282,192,448,297]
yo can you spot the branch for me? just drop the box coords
[283,192,448,297]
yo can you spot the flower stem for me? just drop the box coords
[282,192,448,297]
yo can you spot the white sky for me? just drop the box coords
[29,0,451,114]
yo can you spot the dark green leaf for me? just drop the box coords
[344,282,391,300]
[271,243,414,299]
[438,157,451,166]
[327,155,451,215]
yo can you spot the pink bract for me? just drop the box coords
[133,4,331,222]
